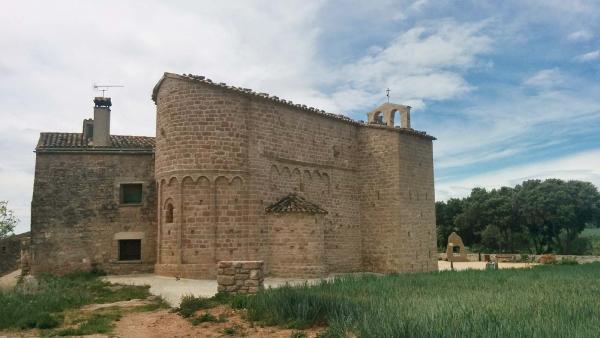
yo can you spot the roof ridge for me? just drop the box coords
[152,72,435,140]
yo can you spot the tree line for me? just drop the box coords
[436,179,600,254]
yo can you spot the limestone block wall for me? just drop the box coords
[30,153,156,275]
[217,261,264,294]
[0,233,27,275]
[269,213,326,277]
[152,73,437,279]
[246,98,363,274]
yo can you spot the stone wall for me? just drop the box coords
[153,73,437,278]
[269,213,326,277]
[217,261,264,294]
[31,152,156,275]
[0,233,28,275]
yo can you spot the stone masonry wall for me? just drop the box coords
[153,74,437,278]
[269,213,326,277]
[0,233,27,275]
[217,261,264,294]
[31,153,156,275]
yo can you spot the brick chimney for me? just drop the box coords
[92,97,111,146]
[82,118,94,144]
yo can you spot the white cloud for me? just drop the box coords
[436,149,600,201]
[568,30,593,41]
[574,50,600,62]
[523,68,566,88]
[329,19,492,111]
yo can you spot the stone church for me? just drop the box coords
[30,72,437,279]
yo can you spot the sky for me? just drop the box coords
[1,0,600,234]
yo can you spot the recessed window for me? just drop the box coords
[165,203,174,223]
[118,239,141,261]
[120,184,143,204]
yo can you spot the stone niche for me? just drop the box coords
[217,261,264,294]
[446,232,469,262]
[266,193,328,278]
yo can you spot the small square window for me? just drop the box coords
[119,239,141,261]
[121,184,143,204]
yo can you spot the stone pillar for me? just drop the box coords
[217,261,264,294]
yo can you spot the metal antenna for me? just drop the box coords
[93,83,124,97]
[386,88,390,103]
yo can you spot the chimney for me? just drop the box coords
[82,118,94,144]
[400,106,411,129]
[93,97,111,146]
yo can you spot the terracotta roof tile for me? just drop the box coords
[265,193,328,215]
[36,133,154,153]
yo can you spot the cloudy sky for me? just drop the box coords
[2,0,600,234]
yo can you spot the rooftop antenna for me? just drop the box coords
[386,88,390,103]
[93,83,124,97]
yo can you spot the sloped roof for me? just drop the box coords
[265,194,328,215]
[36,132,155,153]
[152,72,436,140]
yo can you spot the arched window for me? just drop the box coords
[165,203,174,223]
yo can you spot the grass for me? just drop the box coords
[232,263,600,337]
[0,270,153,333]
[54,308,122,336]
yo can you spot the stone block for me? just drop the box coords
[242,261,263,269]
[217,275,235,286]
[249,269,262,279]
[244,279,259,287]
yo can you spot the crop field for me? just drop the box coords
[233,263,600,337]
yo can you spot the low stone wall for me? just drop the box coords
[438,252,600,264]
[217,261,264,294]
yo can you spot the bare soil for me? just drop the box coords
[115,305,324,338]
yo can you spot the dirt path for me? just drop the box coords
[115,306,323,338]
[0,269,20,289]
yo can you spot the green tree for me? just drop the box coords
[435,198,464,248]
[515,179,600,254]
[0,201,18,239]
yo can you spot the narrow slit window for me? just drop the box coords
[165,203,174,223]
[118,239,141,261]
[121,184,143,204]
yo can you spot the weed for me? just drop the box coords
[191,312,228,325]
[55,309,121,336]
[177,295,216,317]
[291,330,307,338]
[222,324,240,335]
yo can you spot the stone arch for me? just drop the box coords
[164,198,174,224]
[368,110,384,124]
[385,109,397,127]
[281,167,291,178]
